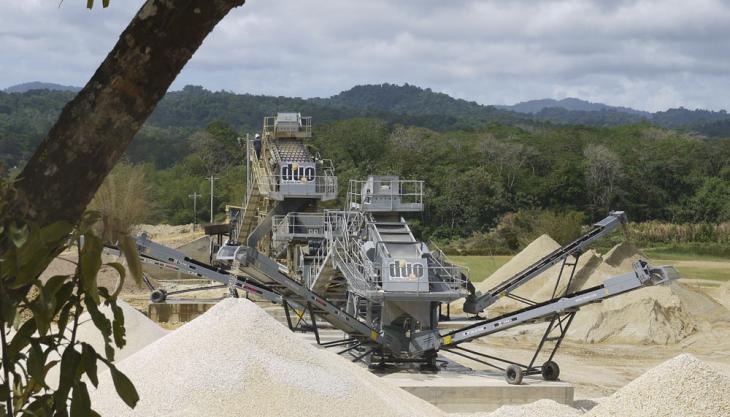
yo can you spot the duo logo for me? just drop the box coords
[388,259,425,280]
[281,163,315,182]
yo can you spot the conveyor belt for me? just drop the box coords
[443,261,679,349]
[463,211,627,314]
[131,234,383,346]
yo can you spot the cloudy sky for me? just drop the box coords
[2,0,729,111]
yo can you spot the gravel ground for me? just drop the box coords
[91,298,445,417]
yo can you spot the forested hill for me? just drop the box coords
[2,83,730,170]
[2,85,729,243]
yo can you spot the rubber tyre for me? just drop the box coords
[541,361,560,381]
[505,365,524,385]
[150,289,167,303]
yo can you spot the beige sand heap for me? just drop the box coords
[451,399,580,417]
[449,235,562,313]
[568,283,698,344]
[75,299,167,362]
[531,249,604,301]
[568,243,730,345]
[133,223,201,248]
[46,299,166,389]
[40,254,149,295]
[602,241,644,271]
[474,234,561,295]
[585,353,730,417]
[92,298,444,417]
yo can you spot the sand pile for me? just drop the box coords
[452,399,580,417]
[531,249,604,301]
[474,235,562,295]
[715,281,730,309]
[449,235,562,313]
[602,241,644,270]
[568,283,698,344]
[586,354,730,417]
[567,242,730,344]
[92,298,444,417]
[75,299,167,362]
[133,223,201,248]
[44,299,166,389]
[40,254,149,295]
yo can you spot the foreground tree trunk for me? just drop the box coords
[2,0,245,227]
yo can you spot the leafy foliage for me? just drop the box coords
[0,212,140,416]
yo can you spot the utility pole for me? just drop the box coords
[189,192,201,231]
[206,175,219,223]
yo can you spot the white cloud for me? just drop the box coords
[1,0,729,111]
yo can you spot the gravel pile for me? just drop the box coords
[451,399,580,417]
[75,299,167,362]
[586,353,730,417]
[92,298,444,417]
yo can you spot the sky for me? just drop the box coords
[1,0,729,112]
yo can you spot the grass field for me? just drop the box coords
[448,255,511,282]
[673,266,730,282]
[643,247,730,262]
[449,249,730,284]
[643,247,730,282]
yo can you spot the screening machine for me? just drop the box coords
[131,113,680,384]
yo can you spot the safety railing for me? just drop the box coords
[264,115,312,138]
[347,179,424,212]
[272,213,326,241]
[255,173,337,200]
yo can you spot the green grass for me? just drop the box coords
[449,255,511,282]
[642,244,730,262]
[674,266,730,282]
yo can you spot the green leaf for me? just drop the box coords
[104,262,126,298]
[119,234,142,286]
[80,234,103,304]
[0,293,16,325]
[102,0,110,8]
[70,381,90,417]
[87,0,94,9]
[81,343,99,388]
[105,343,115,363]
[83,297,111,337]
[39,221,73,248]
[111,301,126,349]
[56,302,74,342]
[108,363,139,409]
[55,346,81,414]
[27,342,48,388]
[42,275,69,308]
[7,319,36,362]
[9,223,28,248]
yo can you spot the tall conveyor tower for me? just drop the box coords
[128,113,681,383]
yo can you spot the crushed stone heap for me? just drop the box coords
[92,298,444,417]
[452,399,581,417]
[585,353,730,417]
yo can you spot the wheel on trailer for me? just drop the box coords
[541,360,560,381]
[150,289,167,303]
[505,365,523,385]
